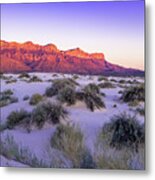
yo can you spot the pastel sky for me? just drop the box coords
[1,1,145,70]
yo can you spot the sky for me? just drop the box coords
[1,1,145,70]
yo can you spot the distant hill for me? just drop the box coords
[0,40,144,76]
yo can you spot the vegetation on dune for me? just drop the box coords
[119,79,126,84]
[100,113,145,152]
[29,93,43,105]
[5,79,17,84]
[28,75,42,82]
[57,86,76,105]
[98,82,115,89]
[121,83,145,105]
[98,76,108,82]
[6,109,31,129]
[18,72,30,79]
[76,83,105,111]
[0,89,18,107]
[31,101,68,129]
[45,78,78,97]
[51,124,93,168]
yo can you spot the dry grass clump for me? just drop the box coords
[51,124,91,168]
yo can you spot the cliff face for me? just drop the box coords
[0,40,144,76]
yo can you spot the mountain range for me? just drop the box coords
[0,40,144,76]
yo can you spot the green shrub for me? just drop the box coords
[98,76,108,82]
[84,83,100,94]
[0,89,18,107]
[1,89,13,96]
[18,73,30,79]
[57,86,76,105]
[45,78,78,97]
[31,101,68,128]
[6,109,31,129]
[6,79,17,84]
[28,75,42,82]
[101,113,145,152]
[73,74,79,79]
[119,79,126,84]
[76,84,105,111]
[121,84,144,103]
[128,100,139,107]
[98,82,115,89]
[29,93,43,105]
[51,124,86,168]
[110,79,117,82]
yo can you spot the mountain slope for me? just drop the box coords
[0,40,144,76]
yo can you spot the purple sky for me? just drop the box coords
[1,1,145,70]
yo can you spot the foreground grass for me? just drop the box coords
[0,135,48,167]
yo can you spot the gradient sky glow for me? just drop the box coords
[1,1,145,70]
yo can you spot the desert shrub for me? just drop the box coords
[73,74,79,79]
[45,78,78,97]
[6,79,17,84]
[18,72,30,79]
[23,95,30,101]
[98,82,115,89]
[136,108,145,116]
[0,89,18,107]
[119,79,126,84]
[31,101,68,128]
[51,124,87,168]
[127,80,133,84]
[110,79,117,82]
[76,84,105,111]
[57,86,76,105]
[101,113,145,152]
[128,100,139,107]
[6,109,31,129]
[29,75,42,82]
[29,93,43,105]
[1,89,13,96]
[52,73,58,77]
[121,84,144,103]
[84,83,100,94]
[98,76,108,82]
